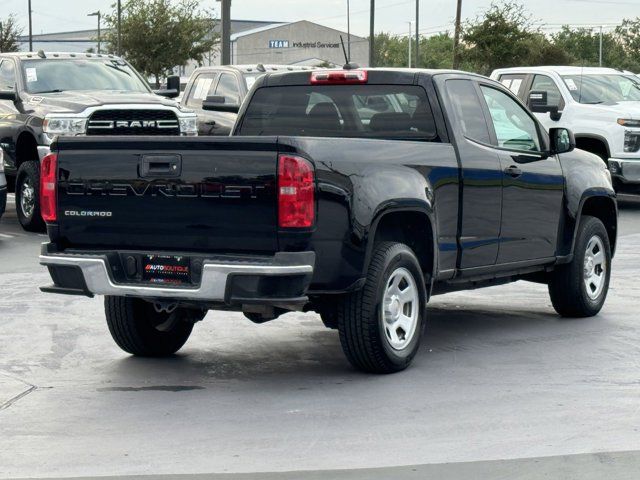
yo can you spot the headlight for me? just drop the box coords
[624,130,640,152]
[43,116,87,136]
[617,118,640,127]
[179,116,197,136]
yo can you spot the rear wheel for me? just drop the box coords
[548,215,611,317]
[105,296,200,356]
[336,242,427,374]
[16,161,45,232]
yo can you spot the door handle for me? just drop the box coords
[204,120,216,126]
[504,165,523,178]
[140,154,182,177]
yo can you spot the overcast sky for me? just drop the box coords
[3,0,639,38]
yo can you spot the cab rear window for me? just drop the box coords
[236,85,439,141]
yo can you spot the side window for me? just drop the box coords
[185,73,217,108]
[0,60,16,91]
[498,74,526,96]
[480,85,541,152]
[446,79,491,144]
[214,73,241,106]
[530,74,564,109]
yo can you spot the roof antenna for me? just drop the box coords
[340,35,359,70]
[37,49,46,59]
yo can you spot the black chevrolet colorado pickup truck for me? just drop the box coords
[39,68,617,373]
[0,51,196,231]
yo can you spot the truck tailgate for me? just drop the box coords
[54,137,279,253]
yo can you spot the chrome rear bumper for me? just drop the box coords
[40,249,315,304]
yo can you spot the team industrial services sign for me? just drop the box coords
[268,40,339,49]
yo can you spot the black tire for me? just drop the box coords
[15,160,45,232]
[105,296,196,356]
[548,215,611,317]
[336,242,427,374]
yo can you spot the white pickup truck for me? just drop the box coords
[492,66,640,194]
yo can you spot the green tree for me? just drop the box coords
[373,32,456,69]
[552,26,626,68]
[103,0,217,87]
[0,14,22,53]
[461,1,570,75]
[419,33,456,69]
[615,18,640,71]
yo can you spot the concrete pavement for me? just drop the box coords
[1,194,640,478]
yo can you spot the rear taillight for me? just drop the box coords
[278,154,315,228]
[310,70,368,85]
[40,153,58,223]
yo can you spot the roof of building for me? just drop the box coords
[230,20,367,41]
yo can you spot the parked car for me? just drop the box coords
[492,66,640,194]
[39,68,616,373]
[0,147,6,222]
[180,64,318,136]
[0,51,197,231]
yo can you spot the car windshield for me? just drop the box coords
[21,58,150,94]
[561,74,640,104]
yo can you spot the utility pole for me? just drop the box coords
[28,0,33,51]
[117,0,122,56]
[0,22,3,53]
[453,0,462,69]
[414,0,419,67]
[220,0,231,65]
[599,25,603,67]
[408,22,412,68]
[347,0,351,61]
[369,0,375,67]
[88,11,101,54]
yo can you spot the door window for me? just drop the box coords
[185,72,217,108]
[498,74,526,96]
[480,86,541,152]
[0,60,16,91]
[530,74,564,109]
[214,73,241,106]
[445,79,491,144]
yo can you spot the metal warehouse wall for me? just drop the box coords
[234,21,369,67]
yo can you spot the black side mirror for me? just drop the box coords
[549,127,575,155]
[154,75,180,99]
[0,90,17,101]
[202,95,239,113]
[528,90,562,121]
[166,75,180,93]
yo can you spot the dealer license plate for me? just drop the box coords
[142,254,191,285]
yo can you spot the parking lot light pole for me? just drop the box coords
[369,0,375,67]
[87,11,101,54]
[28,0,33,51]
[414,0,419,68]
[408,21,412,68]
[117,0,122,56]
[217,0,231,65]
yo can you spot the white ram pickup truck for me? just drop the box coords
[492,66,640,194]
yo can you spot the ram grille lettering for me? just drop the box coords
[87,119,178,129]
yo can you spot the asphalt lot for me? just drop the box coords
[2,193,640,479]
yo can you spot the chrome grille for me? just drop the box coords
[87,109,180,135]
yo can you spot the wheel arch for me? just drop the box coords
[15,131,40,169]
[574,134,610,160]
[364,205,437,293]
[563,193,618,259]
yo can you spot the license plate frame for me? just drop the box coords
[142,254,191,285]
